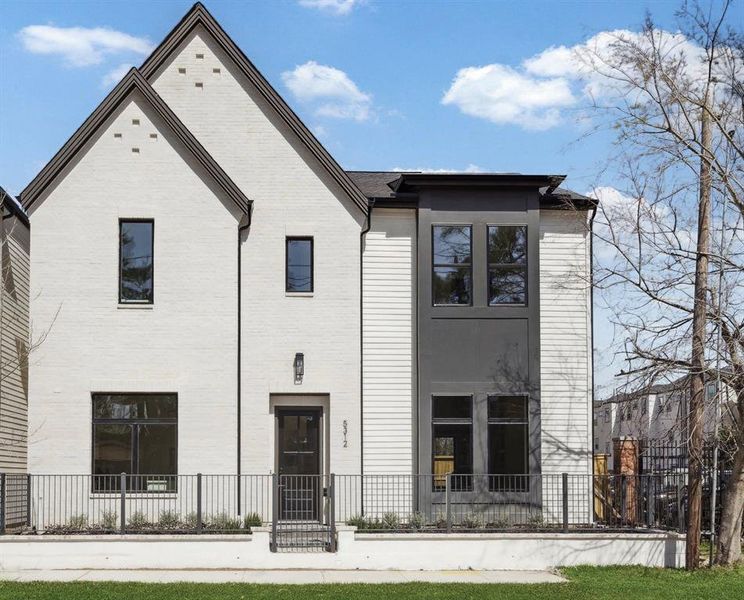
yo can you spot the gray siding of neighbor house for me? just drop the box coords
[1,201,30,473]
[416,187,541,477]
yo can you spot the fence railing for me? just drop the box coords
[0,472,692,537]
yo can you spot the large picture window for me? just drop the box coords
[487,225,527,305]
[432,225,472,306]
[119,220,153,304]
[286,237,313,292]
[488,395,528,491]
[432,395,473,491]
[92,393,177,492]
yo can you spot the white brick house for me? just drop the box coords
[18,2,595,514]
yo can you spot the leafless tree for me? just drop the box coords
[575,0,743,566]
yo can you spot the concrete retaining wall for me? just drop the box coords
[0,529,685,571]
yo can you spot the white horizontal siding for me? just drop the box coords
[362,209,416,475]
[540,210,592,476]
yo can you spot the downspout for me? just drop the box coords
[360,199,374,482]
[589,203,597,475]
[237,211,251,515]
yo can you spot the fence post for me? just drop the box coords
[445,473,452,533]
[620,474,626,526]
[562,473,569,533]
[196,473,203,533]
[119,472,126,533]
[329,474,337,552]
[270,473,278,552]
[0,473,6,535]
[26,474,32,529]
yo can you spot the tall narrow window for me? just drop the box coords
[432,225,471,306]
[92,393,177,492]
[286,237,313,292]
[487,225,527,305]
[432,395,473,491]
[119,220,153,303]
[488,395,528,491]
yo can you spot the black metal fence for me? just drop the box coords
[0,472,693,542]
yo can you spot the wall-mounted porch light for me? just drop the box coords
[294,353,304,384]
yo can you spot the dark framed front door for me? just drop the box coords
[276,407,322,521]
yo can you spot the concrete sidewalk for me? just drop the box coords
[0,569,566,584]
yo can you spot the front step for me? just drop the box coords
[272,523,333,552]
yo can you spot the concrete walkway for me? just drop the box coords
[0,569,566,584]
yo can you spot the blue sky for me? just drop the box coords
[2,0,739,393]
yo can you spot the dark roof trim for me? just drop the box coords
[391,173,566,193]
[139,2,368,216]
[20,69,251,216]
[1,187,30,227]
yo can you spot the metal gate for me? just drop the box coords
[270,474,336,552]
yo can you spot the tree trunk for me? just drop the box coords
[716,439,744,564]
[686,101,712,571]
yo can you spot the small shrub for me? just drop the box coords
[460,513,483,529]
[208,512,241,531]
[100,511,118,530]
[67,514,88,530]
[487,517,509,529]
[183,512,198,530]
[433,513,448,530]
[127,511,151,530]
[346,514,367,529]
[526,514,545,529]
[408,511,425,530]
[158,510,181,530]
[381,512,400,530]
[243,512,262,529]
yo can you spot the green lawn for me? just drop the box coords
[1,566,743,600]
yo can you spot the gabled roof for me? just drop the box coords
[139,2,369,215]
[20,69,251,216]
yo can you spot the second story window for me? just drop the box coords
[286,237,313,292]
[487,225,527,305]
[119,220,153,304]
[432,225,471,306]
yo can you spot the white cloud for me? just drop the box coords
[442,64,575,130]
[391,164,484,174]
[282,61,372,121]
[298,0,363,16]
[18,24,153,67]
[443,28,718,131]
[101,63,132,88]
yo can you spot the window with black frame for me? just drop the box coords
[119,220,153,303]
[92,393,177,492]
[432,225,472,306]
[488,395,529,491]
[487,225,527,305]
[286,237,313,292]
[432,395,473,491]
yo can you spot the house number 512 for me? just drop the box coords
[343,420,348,448]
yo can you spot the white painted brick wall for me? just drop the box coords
[149,28,364,476]
[28,91,242,475]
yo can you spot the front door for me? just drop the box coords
[277,408,322,521]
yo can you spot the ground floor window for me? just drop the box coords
[432,395,473,491]
[431,393,530,493]
[488,395,529,491]
[92,393,177,492]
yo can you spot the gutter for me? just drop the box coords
[237,210,251,514]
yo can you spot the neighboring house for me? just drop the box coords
[1,188,30,474]
[19,3,594,503]
[594,375,737,467]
